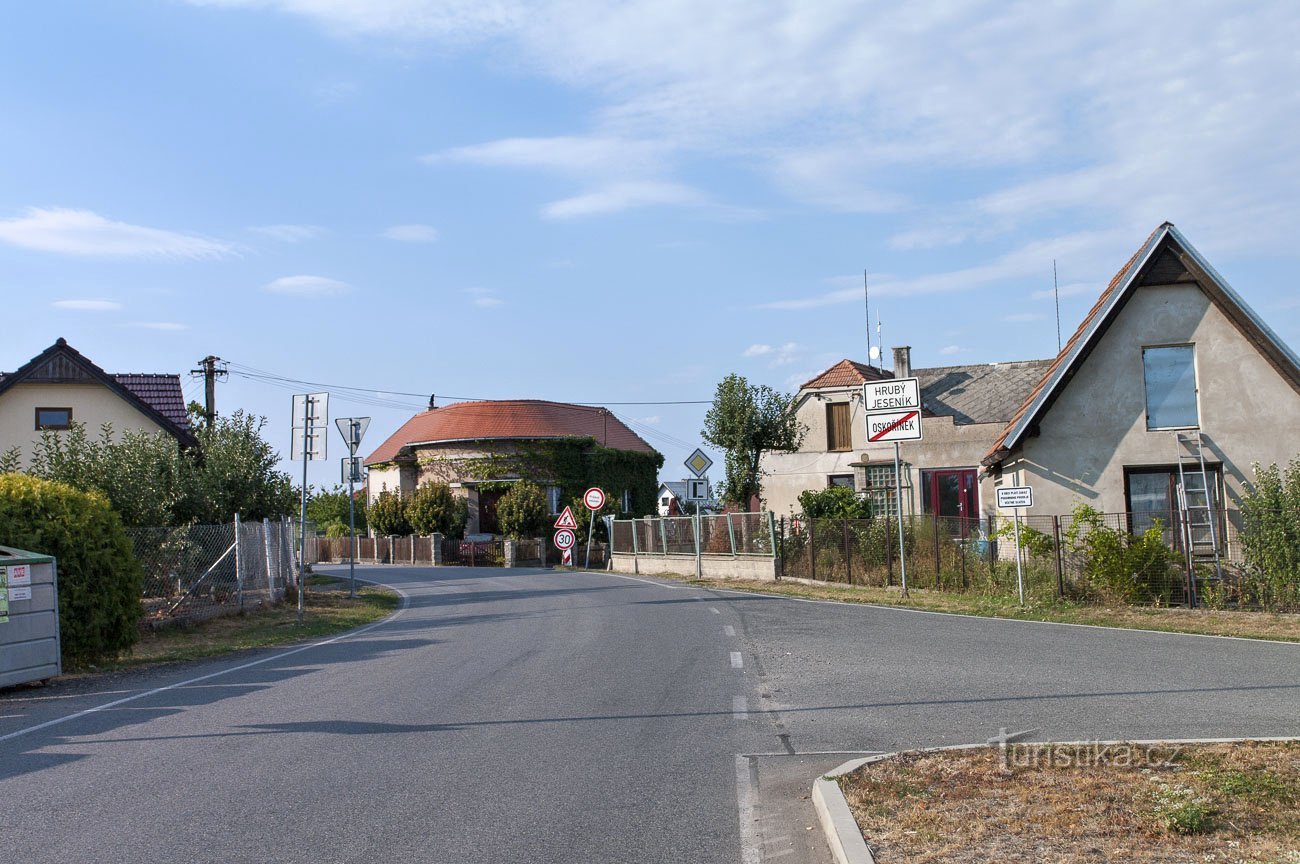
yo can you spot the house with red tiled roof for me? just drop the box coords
[364,399,663,535]
[762,223,1300,540]
[0,338,196,467]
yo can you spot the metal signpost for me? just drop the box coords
[863,377,923,596]
[292,392,328,623]
[996,485,1035,605]
[582,487,606,569]
[335,417,370,599]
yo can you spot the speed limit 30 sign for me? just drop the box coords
[553,528,576,550]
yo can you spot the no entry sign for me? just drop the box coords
[553,528,576,550]
[583,487,606,511]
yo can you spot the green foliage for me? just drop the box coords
[993,519,1056,558]
[1238,459,1300,610]
[702,373,805,507]
[0,473,142,664]
[798,485,873,519]
[1064,504,1179,603]
[567,493,618,542]
[306,485,367,536]
[368,489,411,536]
[0,447,22,473]
[496,481,547,539]
[22,412,295,527]
[406,483,467,538]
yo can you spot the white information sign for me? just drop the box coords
[863,378,923,442]
[996,486,1035,509]
[6,564,31,587]
[687,478,708,501]
[9,586,31,602]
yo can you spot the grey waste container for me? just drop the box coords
[0,545,61,688]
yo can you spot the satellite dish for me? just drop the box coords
[868,345,881,360]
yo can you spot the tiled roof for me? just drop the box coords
[800,359,893,389]
[365,400,659,465]
[916,360,1055,425]
[113,374,191,430]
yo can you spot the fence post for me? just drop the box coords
[1053,515,1064,598]
[262,517,274,599]
[769,512,779,578]
[234,512,244,612]
[660,518,668,556]
[431,533,444,565]
[844,519,853,586]
[693,510,702,579]
[987,514,996,574]
[726,513,737,557]
[808,518,816,582]
[631,519,640,555]
[961,516,968,590]
[933,515,941,589]
[885,515,893,585]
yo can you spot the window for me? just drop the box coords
[546,485,563,514]
[828,474,855,490]
[1143,346,1198,429]
[621,489,632,513]
[1124,466,1222,546]
[862,463,909,518]
[826,402,851,451]
[35,407,72,430]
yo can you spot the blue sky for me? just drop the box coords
[3,1,1298,490]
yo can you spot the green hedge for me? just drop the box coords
[0,473,142,664]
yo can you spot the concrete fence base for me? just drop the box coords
[610,552,777,580]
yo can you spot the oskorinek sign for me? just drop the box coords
[863,377,923,443]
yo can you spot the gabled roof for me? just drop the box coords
[659,481,690,499]
[982,223,1300,468]
[0,338,196,446]
[365,399,660,466]
[800,359,892,390]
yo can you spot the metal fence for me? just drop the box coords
[611,513,777,558]
[775,509,1299,612]
[131,516,297,625]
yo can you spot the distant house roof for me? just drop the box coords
[799,356,1053,427]
[982,222,1300,468]
[659,481,690,499]
[365,399,659,466]
[0,338,196,446]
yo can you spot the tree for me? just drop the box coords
[407,482,467,538]
[567,492,619,542]
[307,485,367,537]
[497,481,547,539]
[368,489,411,536]
[702,373,806,508]
[180,410,296,524]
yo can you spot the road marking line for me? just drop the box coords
[711,607,721,614]
[724,625,735,637]
[731,651,744,669]
[0,582,411,745]
[734,755,762,864]
[733,695,748,719]
[597,572,692,590]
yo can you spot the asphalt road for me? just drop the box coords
[2,566,1297,864]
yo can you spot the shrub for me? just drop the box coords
[0,473,142,664]
[798,485,872,519]
[1064,504,1179,603]
[368,489,411,536]
[496,481,547,539]
[1238,459,1300,610]
[307,485,367,535]
[993,519,1055,558]
[406,483,467,538]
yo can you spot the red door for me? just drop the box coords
[924,469,979,537]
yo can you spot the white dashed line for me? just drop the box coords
[733,695,749,719]
[724,624,736,637]
[730,651,744,669]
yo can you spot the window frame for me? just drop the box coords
[827,474,855,490]
[34,406,73,430]
[825,401,852,452]
[1142,344,1200,430]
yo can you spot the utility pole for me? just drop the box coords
[190,356,227,427]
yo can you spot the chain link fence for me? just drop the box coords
[131,517,298,625]
[774,509,1297,612]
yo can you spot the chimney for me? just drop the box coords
[428,394,437,410]
[892,346,912,379]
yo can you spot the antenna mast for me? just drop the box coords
[863,270,871,367]
[1053,259,1062,353]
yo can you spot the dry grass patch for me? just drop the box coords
[651,575,1300,642]
[839,741,1300,863]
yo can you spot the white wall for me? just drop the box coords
[0,382,171,467]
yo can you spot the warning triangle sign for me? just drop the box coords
[554,506,579,529]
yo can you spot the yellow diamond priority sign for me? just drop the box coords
[684,448,713,478]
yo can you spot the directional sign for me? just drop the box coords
[996,486,1035,509]
[554,507,579,530]
[863,377,923,443]
[291,392,329,461]
[687,478,708,501]
[553,528,576,550]
[335,417,371,456]
[867,409,922,443]
[684,448,713,478]
[583,487,606,511]
[291,426,327,461]
[292,392,329,427]
[341,456,364,484]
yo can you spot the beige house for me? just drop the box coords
[763,223,1300,535]
[0,338,195,466]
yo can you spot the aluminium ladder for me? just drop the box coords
[1173,431,1224,606]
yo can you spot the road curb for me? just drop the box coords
[811,735,1300,864]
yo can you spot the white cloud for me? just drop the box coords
[743,344,773,357]
[428,136,668,178]
[542,181,706,220]
[1030,282,1096,301]
[769,342,803,367]
[939,344,960,356]
[382,224,439,243]
[53,299,122,311]
[251,224,324,242]
[464,287,503,307]
[265,275,352,296]
[635,415,661,425]
[0,207,232,258]
[129,321,189,331]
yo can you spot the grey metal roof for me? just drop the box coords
[915,359,1054,426]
